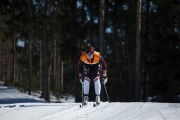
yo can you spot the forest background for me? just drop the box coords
[0,0,179,102]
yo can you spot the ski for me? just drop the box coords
[93,102,100,107]
[79,103,89,108]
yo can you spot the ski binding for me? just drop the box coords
[80,102,88,108]
[93,102,100,107]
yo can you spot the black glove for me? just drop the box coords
[102,74,108,79]
[79,73,83,83]
[102,74,108,84]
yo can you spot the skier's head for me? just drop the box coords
[85,46,94,60]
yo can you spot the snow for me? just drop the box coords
[0,85,180,120]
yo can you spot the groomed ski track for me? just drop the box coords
[29,102,180,120]
[1,102,180,120]
[0,86,180,120]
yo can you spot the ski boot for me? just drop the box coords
[82,96,89,105]
[95,95,101,105]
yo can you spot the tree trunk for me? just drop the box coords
[56,53,60,90]
[44,0,50,102]
[142,0,150,102]
[44,30,50,102]
[135,0,142,101]
[28,33,32,95]
[13,30,16,84]
[12,0,16,85]
[89,0,94,45]
[2,45,5,82]
[60,61,64,92]
[0,47,1,81]
[28,0,32,95]
[99,0,105,55]
[126,0,136,101]
[53,38,56,89]
[39,37,42,91]
[38,0,44,98]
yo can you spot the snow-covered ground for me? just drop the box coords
[0,85,180,120]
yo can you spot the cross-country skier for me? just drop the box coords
[78,46,108,105]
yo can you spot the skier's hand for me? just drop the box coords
[102,74,108,84]
[102,79,107,84]
[102,74,108,79]
[79,73,83,83]
[80,79,83,84]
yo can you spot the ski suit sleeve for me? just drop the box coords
[99,56,107,71]
[99,56,107,75]
[100,56,108,83]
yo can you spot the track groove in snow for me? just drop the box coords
[38,103,93,120]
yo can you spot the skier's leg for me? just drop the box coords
[83,77,90,104]
[94,76,101,103]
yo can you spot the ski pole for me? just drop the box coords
[103,83,111,103]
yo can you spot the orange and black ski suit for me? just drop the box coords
[77,51,107,81]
